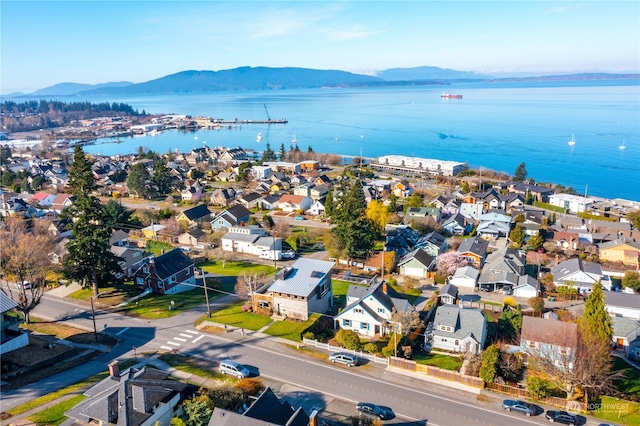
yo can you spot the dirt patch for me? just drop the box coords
[2,335,73,368]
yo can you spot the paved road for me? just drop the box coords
[2,292,601,426]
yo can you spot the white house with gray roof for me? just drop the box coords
[606,292,640,320]
[221,226,283,259]
[448,266,479,289]
[430,305,487,354]
[335,281,412,337]
[551,258,611,292]
[612,316,640,360]
[256,258,335,321]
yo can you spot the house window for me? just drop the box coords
[169,275,176,284]
[136,277,144,285]
[361,322,369,330]
[158,282,164,288]
[133,252,140,258]
[528,341,536,349]
[342,319,351,327]
[455,340,459,346]
[143,266,149,274]
[354,308,363,314]
[258,301,270,309]
[439,325,453,332]
[377,307,385,314]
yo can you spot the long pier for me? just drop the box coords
[216,119,288,125]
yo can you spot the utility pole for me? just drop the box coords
[201,269,211,317]
[90,296,98,343]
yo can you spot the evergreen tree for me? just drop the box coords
[279,143,286,161]
[261,142,277,162]
[577,282,612,346]
[128,163,153,198]
[67,145,96,195]
[151,157,172,195]
[514,162,527,182]
[103,199,135,230]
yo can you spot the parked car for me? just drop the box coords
[356,402,394,420]
[14,281,31,290]
[281,250,297,259]
[329,352,358,367]
[295,215,306,220]
[545,410,578,426]
[218,360,250,379]
[502,399,536,416]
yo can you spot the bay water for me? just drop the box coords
[80,80,640,201]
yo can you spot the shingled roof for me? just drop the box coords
[153,249,193,279]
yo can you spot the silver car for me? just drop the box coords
[329,352,358,367]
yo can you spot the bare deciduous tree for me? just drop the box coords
[0,217,59,323]
[390,307,424,334]
[234,272,267,299]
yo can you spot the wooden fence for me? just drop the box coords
[486,382,587,413]
[389,357,485,388]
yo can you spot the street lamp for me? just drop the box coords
[90,296,98,343]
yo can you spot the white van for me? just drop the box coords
[219,360,250,378]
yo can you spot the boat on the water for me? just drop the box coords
[256,132,262,142]
[441,93,462,99]
[619,139,626,150]
[568,134,576,146]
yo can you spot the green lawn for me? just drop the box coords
[414,353,463,371]
[198,260,276,276]
[158,353,232,382]
[612,356,640,397]
[263,314,320,341]
[333,279,366,309]
[208,302,273,330]
[389,283,422,305]
[68,282,141,306]
[592,395,640,426]
[118,288,227,319]
[27,394,86,426]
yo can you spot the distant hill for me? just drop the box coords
[12,66,639,98]
[376,66,490,81]
[31,81,133,96]
[78,67,385,95]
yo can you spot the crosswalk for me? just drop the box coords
[160,329,202,351]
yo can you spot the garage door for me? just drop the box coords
[402,267,425,278]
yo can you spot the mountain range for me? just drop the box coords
[9,66,639,97]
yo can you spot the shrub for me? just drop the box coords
[382,347,395,358]
[363,343,378,354]
[526,376,553,399]
[479,345,500,383]
[302,331,315,340]
[503,296,517,308]
[235,378,265,397]
[241,303,253,312]
[335,329,361,350]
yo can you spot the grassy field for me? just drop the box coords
[612,356,640,397]
[118,287,226,319]
[263,314,320,341]
[27,395,86,426]
[414,352,463,371]
[208,302,273,330]
[332,279,367,309]
[198,260,276,276]
[389,282,422,305]
[158,353,231,382]
[592,395,640,426]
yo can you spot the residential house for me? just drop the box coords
[250,165,273,181]
[210,205,251,231]
[29,191,56,207]
[132,248,195,295]
[111,246,152,279]
[508,182,555,203]
[141,224,165,239]
[335,281,412,337]
[549,231,580,251]
[209,387,311,426]
[548,193,594,214]
[512,277,540,298]
[0,292,28,355]
[221,226,282,259]
[177,228,207,247]
[430,305,487,354]
[457,236,489,268]
[252,259,335,320]
[175,204,212,229]
[293,183,314,197]
[109,229,131,247]
[384,225,425,259]
[449,266,479,289]
[551,258,610,293]
[438,283,459,305]
[49,193,75,214]
[259,194,281,211]
[605,292,640,320]
[180,180,203,203]
[476,212,512,240]
[612,317,640,361]
[264,161,301,174]
[404,207,442,223]
[599,238,640,269]
[299,160,320,172]
[459,202,484,222]
[520,316,579,371]
[217,171,238,182]
[393,180,413,198]
[309,184,329,200]
[398,248,436,278]
[209,188,236,207]
[313,174,332,186]
[277,194,312,213]
[420,231,448,257]
[65,362,189,426]
[477,247,528,292]
[305,198,326,216]
[442,213,472,236]
[238,191,263,209]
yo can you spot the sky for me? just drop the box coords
[1,1,639,94]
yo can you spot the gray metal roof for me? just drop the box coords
[268,258,335,297]
[0,292,18,313]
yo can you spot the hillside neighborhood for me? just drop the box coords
[1,133,640,426]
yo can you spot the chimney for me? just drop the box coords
[382,281,388,294]
[109,361,120,377]
[309,409,319,426]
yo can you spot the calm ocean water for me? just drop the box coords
[78,80,639,201]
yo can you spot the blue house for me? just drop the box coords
[210,204,251,231]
